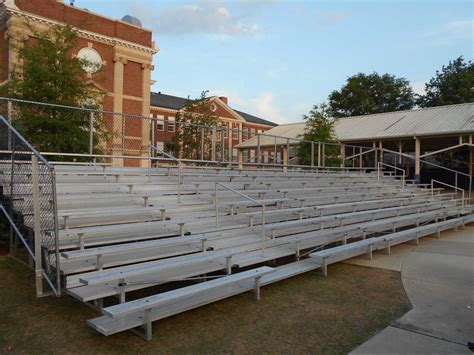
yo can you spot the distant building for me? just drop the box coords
[150,92,277,162]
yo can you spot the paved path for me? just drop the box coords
[349,225,474,354]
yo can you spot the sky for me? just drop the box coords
[77,0,472,124]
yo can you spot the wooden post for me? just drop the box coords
[469,135,473,177]
[415,136,421,184]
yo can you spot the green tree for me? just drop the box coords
[296,103,341,166]
[1,23,107,157]
[417,56,474,107]
[328,72,415,118]
[168,91,219,160]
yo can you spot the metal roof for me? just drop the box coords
[335,102,474,141]
[236,103,474,148]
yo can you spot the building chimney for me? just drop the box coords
[219,96,228,105]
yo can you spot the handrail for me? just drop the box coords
[431,179,465,210]
[0,115,53,169]
[215,181,267,256]
[377,162,406,189]
[380,147,471,178]
[379,147,472,201]
[149,145,182,203]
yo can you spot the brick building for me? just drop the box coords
[0,0,157,166]
[150,92,277,162]
[0,0,277,166]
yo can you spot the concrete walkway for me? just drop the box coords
[349,225,474,354]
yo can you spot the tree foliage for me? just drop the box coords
[328,72,415,118]
[1,24,107,156]
[296,103,340,166]
[417,56,474,107]
[168,91,219,160]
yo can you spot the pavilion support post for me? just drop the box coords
[373,141,378,169]
[340,144,345,168]
[379,141,383,163]
[415,136,421,184]
[469,135,473,185]
[398,141,403,165]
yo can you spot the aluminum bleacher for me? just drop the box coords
[2,162,472,341]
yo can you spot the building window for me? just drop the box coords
[168,116,175,132]
[232,124,238,140]
[249,128,255,138]
[242,127,249,140]
[243,149,249,162]
[263,151,269,163]
[156,114,164,131]
[223,124,228,139]
[277,152,282,163]
[232,148,238,161]
[250,149,255,162]
[156,141,164,151]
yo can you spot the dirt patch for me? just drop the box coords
[0,258,411,354]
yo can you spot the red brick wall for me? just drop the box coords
[150,108,177,148]
[15,0,152,47]
[123,61,143,97]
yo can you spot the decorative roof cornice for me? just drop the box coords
[4,6,159,55]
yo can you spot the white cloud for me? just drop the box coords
[210,88,289,124]
[422,19,473,46]
[129,0,260,37]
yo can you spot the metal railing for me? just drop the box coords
[0,97,380,172]
[148,145,182,203]
[0,115,60,297]
[379,147,472,201]
[377,162,406,189]
[431,179,465,210]
[215,182,267,256]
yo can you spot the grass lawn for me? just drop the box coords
[0,254,411,354]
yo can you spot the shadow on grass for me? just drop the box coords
[0,256,411,354]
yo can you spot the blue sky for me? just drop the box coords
[79,0,472,123]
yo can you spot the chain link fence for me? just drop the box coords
[0,112,60,296]
[0,97,376,171]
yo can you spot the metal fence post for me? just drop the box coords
[50,169,61,295]
[31,155,44,297]
[317,142,321,167]
[257,134,261,165]
[322,143,326,167]
[311,141,314,167]
[201,128,205,161]
[89,111,94,158]
[211,126,216,161]
[221,129,225,163]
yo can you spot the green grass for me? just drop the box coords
[0,256,411,354]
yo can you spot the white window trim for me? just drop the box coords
[156,114,164,131]
[168,116,175,132]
